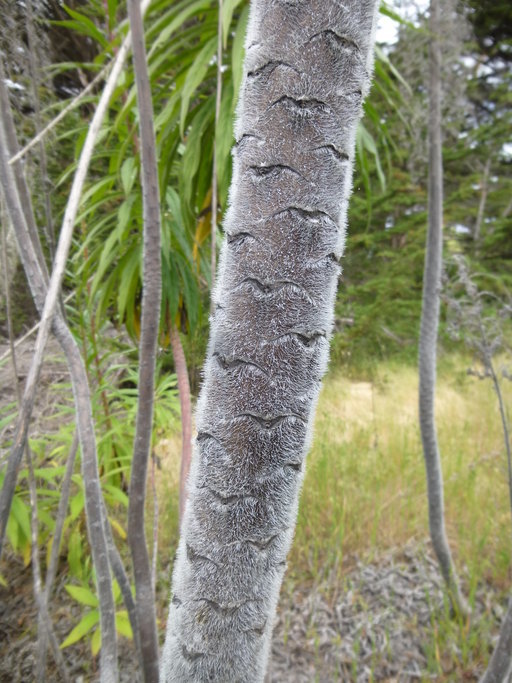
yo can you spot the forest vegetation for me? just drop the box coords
[0,0,511,681]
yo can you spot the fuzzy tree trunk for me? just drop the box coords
[418,0,468,616]
[480,597,512,683]
[161,1,379,681]
[126,1,162,680]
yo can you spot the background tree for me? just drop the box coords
[417,0,467,615]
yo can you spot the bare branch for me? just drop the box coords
[0,291,75,364]
[8,66,109,166]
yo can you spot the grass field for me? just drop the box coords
[290,355,512,588]
[159,354,512,584]
[156,353,512,679]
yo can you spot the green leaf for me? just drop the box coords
[91,627,101,657]
[67,529,83,579]
[65,584,99,607]
[115,610,133,639]
[120,157,137,196]
[61,610,100,648]
[70,490,85,522]
[374,45,411,94]
[149,0,211,54]
[222,0,244,48]
[11,495,31,543]
[117,246,141,322]
[232,5,249,110]
[102,484,129,508]
[215,81,235,205]
[180,36,217,137]
[117,197,135,239]
[6,512,19,552]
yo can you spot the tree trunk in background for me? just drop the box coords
[474,156,491,246]
[161,1,379,680]
[169,324,193,522]
[418,0,468,616]
[480,596,512,682]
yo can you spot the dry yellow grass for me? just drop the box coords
[290,357,512,586]
[156,356,512,590]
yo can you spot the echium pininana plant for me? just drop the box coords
[161,1,379,680]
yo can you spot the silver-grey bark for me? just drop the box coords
[480,597,512,683]
[161,1,379,680]
[418,0,467,616]
[126,0,161,680]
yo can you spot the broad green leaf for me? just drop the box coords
[215,81,235,205]
[65,584,99,607]
[117,246,141,322]
[232,5,249,110]
[60,610,100,648]
[180,36,217,136]
[67,529,83,579]
[70,490,85,522]
[179,97,215,208]
[11,495,31,543]
[109,517,127,540]
[120,157,137,196]
[375,45,411,93]
[149,0,211,53]
[91,627,101,657]
[102,484,129,508]
[222,0,244,48]
[115,610,133,639]
[117,197,135,239]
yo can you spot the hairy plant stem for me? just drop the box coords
[161,1,380,679]
[126,1,162,680]
[418,0,468,618]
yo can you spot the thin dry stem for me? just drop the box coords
[210,0,223,312]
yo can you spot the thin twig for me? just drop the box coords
[8,66,109,166]
[25,0,55,259]
[0,291,74,365]
[1,200,19,397]
[210,0,223,312]
[127,0,161,679]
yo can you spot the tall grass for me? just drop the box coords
[158,354,511,589]
[289,356,512,588]
[155,354,511,677]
